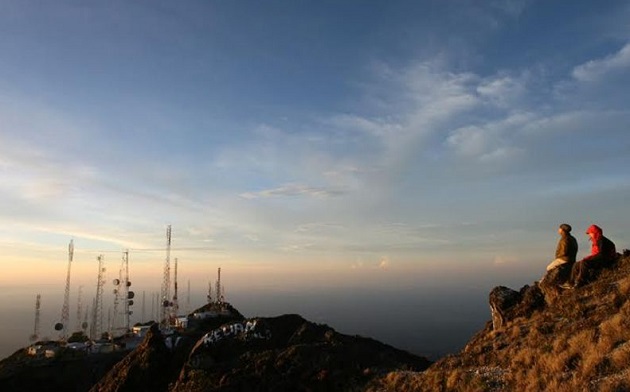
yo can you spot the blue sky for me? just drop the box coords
[1,1,630,351]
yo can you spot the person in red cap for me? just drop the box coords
[560,224,617,289]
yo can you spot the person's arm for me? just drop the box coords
[581,239,602,262]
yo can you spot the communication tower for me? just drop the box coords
[121,250,133,332]
[141,290,146,323]
[30,294,41,342]
[215,267,223,303]
[207,280,212,303]
[82,303,89,333]
[56,240,74,340]
[112,250,133,335]
[75,285,83,332]
[172,257,179,317]
[186,279,191,314]
[90,255,105,340]
[160,225,172,328]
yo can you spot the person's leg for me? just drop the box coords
[558,262,573,283]
[560,262,580,288]
[546,258,567,271]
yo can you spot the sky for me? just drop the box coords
[0,0,629,359]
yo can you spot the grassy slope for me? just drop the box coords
[368,254,630,392]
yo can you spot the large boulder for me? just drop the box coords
[489,286,520,330]
[489,285,545,330]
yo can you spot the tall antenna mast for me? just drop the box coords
[75,285,83,332]
[56,240,74,340]
[186,279,191,314]
[122,249,133,333]
[207,280,212,303]
[82,303,89,333]
[172,257,179,317]
[112,264,122,334]
[30,294,41,342]
[91,255,105,340]
[216,267,222,304]
[160,225,172,328]
[141,291,146,323]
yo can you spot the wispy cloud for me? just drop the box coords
[572,42,630,82]
[239,183,345,200]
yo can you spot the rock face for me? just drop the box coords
[90,324,173,392]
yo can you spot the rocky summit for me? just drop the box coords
[368,250,630,391]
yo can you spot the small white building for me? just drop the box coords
[174,316,188,329]
[192,310,218,319]
[132,325,152,338]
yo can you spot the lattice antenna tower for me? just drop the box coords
[82,303,89,333]
[75,285,83,332]
[207,280,212,303]
[160,225,172,328]
[121,249,133,333]
[186,279,191,314]
[30,294,41,342]
[111,261,122,334]
[91,255,105,339]
[215,267,222,304]
[141,291,146,323]
[57,239,74,340]
[172,257,179,317]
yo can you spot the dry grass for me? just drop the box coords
[370,255,630,392]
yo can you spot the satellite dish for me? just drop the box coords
[163,300,170,307]
[54,323,63,331]
[128,300,134,306]
[126,281,132,287]
[113,279,120,286]
[128,291,135,299]
[113,289,118,294]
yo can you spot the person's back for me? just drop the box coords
[563,232,578,263]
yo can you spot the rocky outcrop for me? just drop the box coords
[89,324,173,392]
[370,251,630,392]
[489,284,545,330]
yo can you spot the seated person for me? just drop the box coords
[561,224,617,289]
[543,223,578,284]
